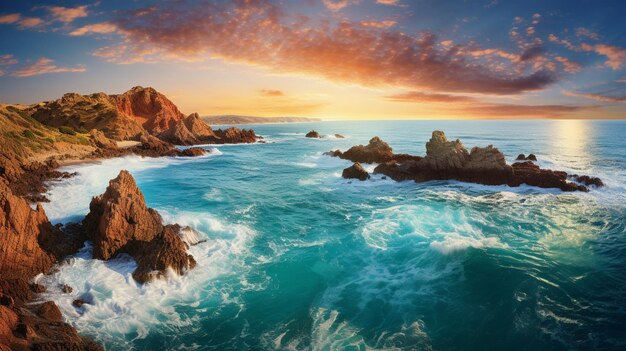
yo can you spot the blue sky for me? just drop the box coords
[0,0,625,119]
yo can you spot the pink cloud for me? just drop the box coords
[322,0,356,11]
[12,57,86,77]
[260,89,285,97]
[554,56,581,73]
[575,27,599,40]
[376,0,401,5]
[46,5,89,24]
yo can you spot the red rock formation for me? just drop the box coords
[330,131,602,192]
[113,86,186,135]
[0,182,102,350]
[83,170,196,283]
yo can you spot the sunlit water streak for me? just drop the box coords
[38,120,626,350]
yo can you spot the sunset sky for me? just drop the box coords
[1,0,625,120]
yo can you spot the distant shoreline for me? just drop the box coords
[202,115,322,125]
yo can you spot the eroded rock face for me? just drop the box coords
[342,163,370,181]
[83,170,196,283]
[113,86,186,135]
[334,130,602,192]
[0,182,56,279]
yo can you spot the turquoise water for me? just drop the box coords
[39,120,626,350]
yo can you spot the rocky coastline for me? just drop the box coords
[0,87,258,350]
[331,131,603,192]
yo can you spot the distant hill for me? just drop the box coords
[202,115,322,125]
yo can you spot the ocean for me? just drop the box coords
[38,120,626,350]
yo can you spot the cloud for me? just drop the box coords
[462,103,592,117]
[376,0,401,5]
[385,91,475,102]
[0,54,18,76]
[322,0,356,11]
[0,13,20,24]
[563,90,626,103]
[575,27,599,40]
[12,57,86,77]
[17,17,44,29]
[70,22,119,36]
[96,0,561,95]
[581,43,626,70]
[360,20,396,28]
[617,76,626,83]
[554,56,581,73]
[260,89,285,97]
[46,5,88,24]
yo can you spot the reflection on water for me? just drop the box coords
[549,119,593,171]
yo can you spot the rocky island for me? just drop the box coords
[330,131,603,192]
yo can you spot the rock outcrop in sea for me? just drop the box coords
[342,162,370,181]
[306,130,321,138]
[329,131,603,192]
[83,170,196,283]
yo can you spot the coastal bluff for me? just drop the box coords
[330,130,603,192]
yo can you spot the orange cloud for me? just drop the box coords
[12,57,85,77]
[260,89,285,97]
[385,91,475,103]
[554,56,581,73]
[46,5,88,24]
[564,90,626,103]
[0,13,20,24]
[360,20,396,28]
[461,103,592,118]
[17,17,44,29]
[323,0,356,12]
[376,0,401,5]
[98,1,559,95]
[70,22,119,36]
[582,44,626,70]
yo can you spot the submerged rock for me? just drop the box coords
[83,170,196,283]
[334,134,345,138]
[306,130,321,138]
[342,163,370,181]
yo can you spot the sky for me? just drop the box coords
[0,0,625,120]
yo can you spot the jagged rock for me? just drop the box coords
[572,175,604,187]
[72,299,85,308]
[342,163,370,181]
[306,130,321,138]
[180,147,207,157]
[214,127,257,144]
[61,285,73,294]
[465,145,507,171]
[83,170,196,283]
[334,137,394,164]
[341,130,603,192]
[36,301,62,321]
[0,182,57,279]
[423,130,469,170]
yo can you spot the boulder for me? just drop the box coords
[89,129,117,149]
[36,301,62,321]
[306,130,321,138]
[342,163,370,181]
[83,170,196,283]
[180,147,207,157]
[334,134,345,139]
[527,154,537,161]
[516,154,526,161]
